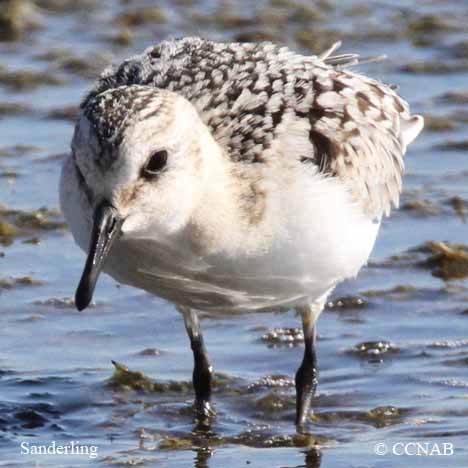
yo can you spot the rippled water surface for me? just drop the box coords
[1,0,468,466]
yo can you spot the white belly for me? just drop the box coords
[61,156,380,314]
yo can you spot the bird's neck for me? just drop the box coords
[185,129,265,256]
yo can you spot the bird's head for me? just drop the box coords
[70,85,210,310]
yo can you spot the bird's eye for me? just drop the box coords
[142,150,168,178]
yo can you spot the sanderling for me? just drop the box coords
[60,37,423,426]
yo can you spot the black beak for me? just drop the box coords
[75,200,123,311]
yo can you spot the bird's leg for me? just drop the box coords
[180,307,214,417]
[295,301,324,427]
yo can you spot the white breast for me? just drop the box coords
[61,154,379,314]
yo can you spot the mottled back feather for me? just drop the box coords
[82,37,422,217]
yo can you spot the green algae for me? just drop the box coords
[46,105,79,122]
[402,60,468,74]
[401,199,441,215]
[0,68,64,91]
[312,405,408,428]
[0,0,41,41]
[361,285,419,300]
[254,392,294,412]
[436,140,468,151]
[108,361,192,393]
[407,14,462,35]
[448,196,467,223]
[0,206,66,246]
[0,275,43,290]
[0,145,40,157]
[0,102,33,117]
[104,28,133,47]
[436,91,468,104]
[420,242,468,280]
[422,114,458,132]
[114,7,167,28]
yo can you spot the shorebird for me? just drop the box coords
[60,37,423,426]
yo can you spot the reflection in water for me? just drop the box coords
[277,448,322,468]
[188,412,323,468]
[193,414,215,434]
[192,416,214,468]
[302,448,322,468]
[193,446,213,468]
[188,413,323,468]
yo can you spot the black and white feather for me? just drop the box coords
[83,37,423,217]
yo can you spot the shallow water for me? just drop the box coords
[1,0,468,466]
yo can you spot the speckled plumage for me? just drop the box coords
[83,85,170,169]
[84,86,156,147]
[82,37,422,217]
[62,38,424,422]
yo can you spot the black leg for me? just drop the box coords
[191,331,213,415]
[295,305,320,427]
[181,308,213,417]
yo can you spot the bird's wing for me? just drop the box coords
[83,38,423,217]
[292,66,424,217]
